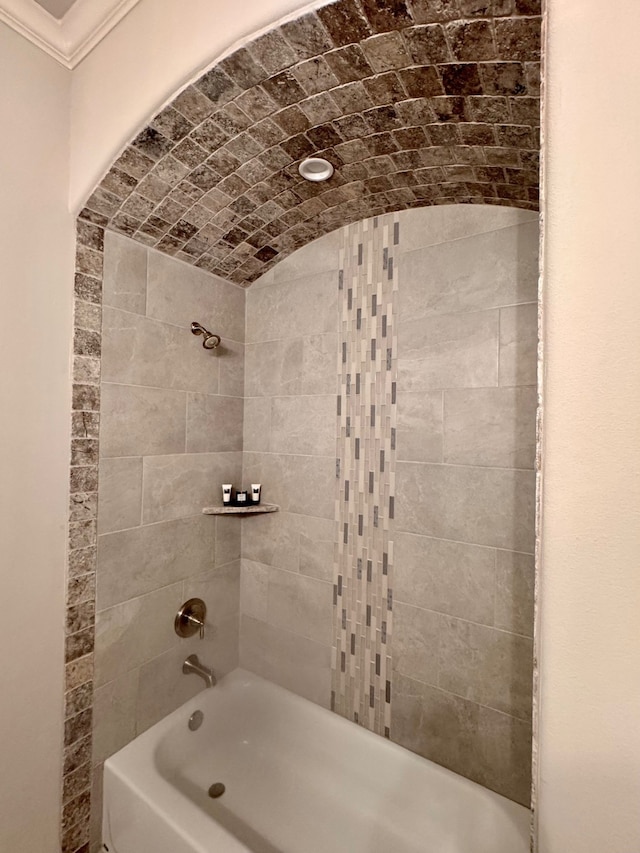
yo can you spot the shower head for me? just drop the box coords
[191,321,221,350]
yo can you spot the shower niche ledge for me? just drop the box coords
[202,504,279,516]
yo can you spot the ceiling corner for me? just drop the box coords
[0,0,142,68]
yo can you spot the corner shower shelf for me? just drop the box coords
[202,503,279,516]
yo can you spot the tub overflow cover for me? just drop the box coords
[208,782,226,798]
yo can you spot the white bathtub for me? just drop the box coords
[103,669,530,853]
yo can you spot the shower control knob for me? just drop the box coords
[175,598,207,639]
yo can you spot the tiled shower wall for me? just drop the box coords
[90,234,246,846]
[240,203,538,804]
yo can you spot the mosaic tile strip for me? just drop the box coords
[62,218,103,853]
[79,0,541,285]
[331,212,399,735]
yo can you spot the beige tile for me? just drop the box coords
[103,231,147,314]
[272,230,341,283]
[90,764,103,850]
[391,673,532,805]
[146,249,245,343]
[395,532,496,625]
[134,645,205,734]
[240,615,331,708]
[241,510,301,572]
[217,338,245,397]
[184,560,240,634]
[186,394,243,453]
[243,397,272,452]
[396,390,443,463]
[267,567,333,646]
[250,266,275,290]
[94,583,183,686]
[301,333,339,395]
[246,270,337,343]
[499,303,538,387]
[392,602,440,686]
[438,616,533,720]
[245,339,304,397]
[141,452,242,524]
[400,221,539,320]
[298,515,335,582]
[399,204,538,254]
[242,452,335,519]
[97,457,142,534]
[92,669,138,764]
[443,386,537,468]
[240,559,269,621]
[396,462,535,552]
[495,550,535,637]
[100,383,186,458]
[97,515,215,608]
[398,310,499,391]
[215,516,241,566]
[101,307,219,395]
[270,395,335,456]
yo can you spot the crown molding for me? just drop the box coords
[0,0,141,68]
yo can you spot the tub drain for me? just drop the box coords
[208,782,226,798]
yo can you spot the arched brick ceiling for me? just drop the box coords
[81,0,541,285]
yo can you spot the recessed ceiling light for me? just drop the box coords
[299,157,334,182]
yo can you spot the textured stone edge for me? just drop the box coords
[62,216,103,853]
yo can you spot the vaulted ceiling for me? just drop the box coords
[80,0,541,285]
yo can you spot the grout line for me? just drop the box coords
[101,300,246,345]
[391,598,534,641]
[396,216,539,256]
[392,670,534,726]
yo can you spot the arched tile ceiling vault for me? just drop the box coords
[80,0,541,285]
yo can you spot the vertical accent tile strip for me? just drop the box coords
[63,216,103,853]
[332,212,399,735]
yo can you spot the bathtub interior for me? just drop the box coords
[104,670,530,853]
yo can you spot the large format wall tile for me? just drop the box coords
[266,567,333,646]
[443,386,537,468]
[396,390,443,463]
[97,457,142,535]
[100,383,187,458]
[186,394,244,453]
[270,395,335,456]
[245,271,338,343]
[101,307,219,395]
[400,221,539,320]
[97,515,215,609]
[242,452,335,518]
[391,673,532,806]
[146,251,245,343]
[438,616,534,721]
[396,462,536,553]
[240,616,331,709]
[499,303,538,387]
[400,206,538,255]
[141,452,242,523]
[495,550,535,638]
[394,532,496,626]
[398,309,499,391]
[94,583,184,686]
[102,231,147,315]
[242,511,334,581]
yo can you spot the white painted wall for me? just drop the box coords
[538,1,640,851]
[70,0,333,212]
[0,22,73,853]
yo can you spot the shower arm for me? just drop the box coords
[191,321,221,349]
